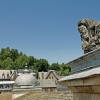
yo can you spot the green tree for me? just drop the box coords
[14,55,29,69]
[0,47,71,74]
[19,52,23,56]
[50,62,60,71]
[10,49,19,61]
[34,59,50,72]
[0,47,11,60]
[1,57,13,69]
[59,63,71,76]
[28,56,36,66]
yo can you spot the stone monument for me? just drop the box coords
[78,19,100,54]
[59,19,100,100]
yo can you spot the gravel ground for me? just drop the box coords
[14,91,73,100]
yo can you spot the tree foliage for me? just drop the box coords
[34,59,50,72]
[49,62,60,71]
[0,47,71,76]
[50,63,71,76]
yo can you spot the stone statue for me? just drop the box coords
[78,19,100,53]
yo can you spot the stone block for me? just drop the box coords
[68,86,78,92]
[74,93,91,100]
[91,86,100,93]
[91,94,100,100]
[76,86,94,93]
[62,80,71,86]
[83,75,100,86]
[70,79,83,86]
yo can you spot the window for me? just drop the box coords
[0,84,3,89]
[2,73,5,79]
[7,73,9,78]
[5,84,8,88]
[50,88,53,92]
[55,80,57,85]
[52,76,53,79]
[0,85,1,88]
[42,73,44,79]
[6,84,9,88]
[45,88,48,92]
[10,70,12,74]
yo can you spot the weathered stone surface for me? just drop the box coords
[78,19,100,53]
[62,75,100,86]
[74,93,100,100]
[70,79,83,86]
[91,86,100,93]
[61,80,71,86]
[83,75,100,85]
[60,67,100,83]
[61,75,100,100]
[68,86,78,92]
[68,86,94,93]
[91,94,100,100]
[74,93,91,100]
[76,86,94,93]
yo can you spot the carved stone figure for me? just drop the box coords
[78,19,100,53]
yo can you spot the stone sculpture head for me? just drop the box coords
[78,19,100,53]
[78,25,89,42]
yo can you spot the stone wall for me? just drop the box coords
[42,87,56,92]
[61,74,100,100]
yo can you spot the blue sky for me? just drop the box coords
[0,0,100,64]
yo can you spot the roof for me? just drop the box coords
[15,73,37,86]
[57,86,69,91]
[0,70,15,79]
[59,67,100,82]
[38,72,47,79]
[67,47,100,67]
[38,70,64,81]
[57,76,65,80]
[39,79,56,88]
[45,70,58,80]
[17,69,33,73]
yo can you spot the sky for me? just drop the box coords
[0,0,100,64]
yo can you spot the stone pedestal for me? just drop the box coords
[59,48,100,100]
[61,71,100,100]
